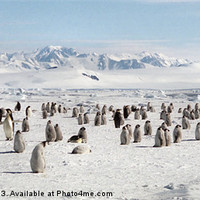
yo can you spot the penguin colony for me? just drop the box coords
[1,99,200,174]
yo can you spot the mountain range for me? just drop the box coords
[0,45,193,72]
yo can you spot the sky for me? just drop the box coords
[0,0,200,59]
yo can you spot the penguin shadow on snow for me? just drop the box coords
[0,150,15,154]
[182,138,196,142]
[2,171,32,174]
[135,145,153,149]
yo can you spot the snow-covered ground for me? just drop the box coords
[1,88,200,199]
[0,62,200,90]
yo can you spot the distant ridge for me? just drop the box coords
[0,46,192,72]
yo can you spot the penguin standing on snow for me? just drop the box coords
[14,101,21,111]
[26,106,32,118]
[14,130,25,153]
[30,141,47,173]
[22,117,30,132]
[3,109,14,140]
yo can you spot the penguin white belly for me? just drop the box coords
[3,119,13,139]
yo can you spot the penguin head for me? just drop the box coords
[16,130,21,135]
[80,127,86,131]
[6,108,12,114]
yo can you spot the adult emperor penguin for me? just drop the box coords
[14,130,25,153]
[22,117,30,132]
[78,127,87,143]
[25,106,32,118]
[3,109,14,140]
[30,141,47,173]
[45,120,56,142]
[14,101,21,111]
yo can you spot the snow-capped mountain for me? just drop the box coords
[0,46,193,72]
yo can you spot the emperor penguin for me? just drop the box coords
[160,110,167,121]
[164,129,171,146]
[131,105,137,112]
[0,109,2,123]
[50,102,57,114]
[165,113,172,126]
[109,105,114,112]
[46,102,50,113]
[195,103,199,111]
[173,125,182,143]
[14,130,25,153]
[133,124,142,143]
[195,122,200,140]
[54,124,63,141]
[150,106,156,112]
[187,104,192,112]
[72,145,91,154]
[120,126,130,145]
[141,110,148,120]
[134,109,140,120]
[96,104,100,110]
[182,116,190,130]
[153,127,166,147]
[114,109,124,128]
[178,108,182,113]
[125,124,133,139]
[58,105,63,113]
[123,105,131,119]
[63,107,68,113]
[67,135,82,143]
[78,127,87,143]
[161,122,168,131]
[14,101,21,111]
[101,113,107,125]
[147,102,151,111]
[3,109,14,140]
[1,107,6,117]
[167,105,173,113]
[190,110,195,120]
[25,106,32,118]
[84,113,90,124]
[94,111,101,126]
[41,103,46,111]
[144,120,152,135]
[22,117,30,132]
[42,109,48,119]
[195,109,200,119]
[161,103,166,110]
[72,107,79,118]
[80,105,84,114]
[30,141,47,173]
[45,120,56,142]
[183,108,190,119]
[78,114,84,125]
[102,105,107,115]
